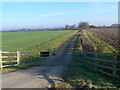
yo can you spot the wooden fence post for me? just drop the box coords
[95,54,98,71]
[112,54,117,75]
[17,51,20,65]
[0,50,3,69]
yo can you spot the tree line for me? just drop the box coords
[65,22,119,30]
[65,22,89,30]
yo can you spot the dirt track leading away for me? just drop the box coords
[2,32,78,88]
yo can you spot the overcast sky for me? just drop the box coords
[2,2,118,30]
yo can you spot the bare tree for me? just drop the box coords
[71,24,76,30]
[65,24,71,30]
[78,22,89,30]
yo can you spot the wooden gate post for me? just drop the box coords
[0,50,3,69]
[17,51,20,65]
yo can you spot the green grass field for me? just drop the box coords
[2,30,77,51]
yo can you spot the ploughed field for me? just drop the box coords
[79,28,120,81]
[2,30,77,51]
[80,28,118,53]
[89,28,119,50]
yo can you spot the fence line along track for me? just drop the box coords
[74,50,120,79]
[0,50,120,79]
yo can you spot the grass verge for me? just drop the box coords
[53,61,120,89]
[83,30,117,53]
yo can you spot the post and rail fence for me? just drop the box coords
[0,50,53,69]
[74,50,120,79]
[0,50,119,79]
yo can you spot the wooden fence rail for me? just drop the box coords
[0,50,20,69]
[74,51,120,79]
[0,50,53,69]
[0,50,120,79]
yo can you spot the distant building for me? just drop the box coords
[111,24,120,28]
